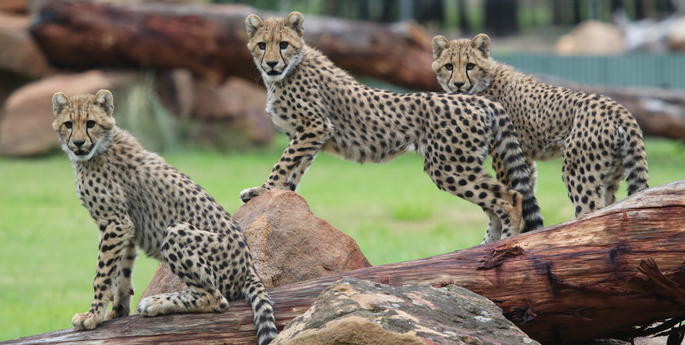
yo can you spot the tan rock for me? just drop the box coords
[555,21,625,55]
[141,190,371,298]
[190,77,274,145]
[0,13,53,78]
[0,70,137,157]
[272,278,540,345]
[668,17,685,52]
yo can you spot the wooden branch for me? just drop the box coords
[29,1,439,90]
[4,180,685,344]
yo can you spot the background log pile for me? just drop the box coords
[0,0,684,157]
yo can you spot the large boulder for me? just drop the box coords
[189,77,275,147]
[155,72,274,149]
[555,21,625,55]
[0,70,137,157]
[271,277,540,345]
[141,190,371,297]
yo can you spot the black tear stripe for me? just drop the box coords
[86,126,94,147]
[278,48,286,69]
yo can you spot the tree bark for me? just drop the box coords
[4,180,685,345]
[30,1,439,90]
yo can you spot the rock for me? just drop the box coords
[667,17,685,52]
[0,13,53,78]
[141,190,371,298]
[0,70,137,157]
[271,277,540,345]
[555,21,625,55]
[188,77,275,147]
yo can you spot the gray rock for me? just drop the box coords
[272,277,540,345]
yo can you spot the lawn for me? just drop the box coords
[0,137,683,340]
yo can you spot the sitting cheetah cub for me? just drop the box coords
[52,90,276,345]
[432,34,649,217]
[242,12,543,242]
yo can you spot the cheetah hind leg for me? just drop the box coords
[604,158,624,206]
[481,210,503,244]
[138,223,229,317]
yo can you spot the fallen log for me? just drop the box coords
[539,76,685,141]
[29,1,439,90]
[4,180,685,345]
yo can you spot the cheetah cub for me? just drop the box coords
[242,12,543,242]
[432,34,649,217]
[52,90,276,345]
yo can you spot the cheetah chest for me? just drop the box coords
[266,90,297,135]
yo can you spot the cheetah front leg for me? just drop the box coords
[72,217,134,330]
[240,121,332,202]
[106,241,136,320]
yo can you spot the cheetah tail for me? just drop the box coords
[619,114,649,195]
[243,271,277,345]
[491,107,544,232]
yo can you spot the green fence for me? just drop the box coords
[495,54,685,90]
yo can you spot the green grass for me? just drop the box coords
[0,138,683,340]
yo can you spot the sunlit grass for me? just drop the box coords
[0,137,683,340]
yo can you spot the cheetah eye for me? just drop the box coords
[444,63,453,71]
[64,121,73,129]
[258,42,266,50]
[86,120,96,129]
[279,41,289,50]
[466,63,475,70]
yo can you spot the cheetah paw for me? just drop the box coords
[72,312,102,331]
[137,296,169,317]
[240,186,266,203]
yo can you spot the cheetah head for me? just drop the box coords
[245,11,305,83]
[51,89,116,162]
[431,33,495,95]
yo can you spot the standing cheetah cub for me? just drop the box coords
[52,90,276,345]
[432,34,649,217]
[242,12,543,242]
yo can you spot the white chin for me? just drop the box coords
[262,73,284,82]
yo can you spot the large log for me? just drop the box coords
[4,180,685,345]
[29,1,439,90]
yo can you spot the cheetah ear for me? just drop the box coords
[431,35,449,59]
[94,89,114,117]
[51,92,68,117]
[245,13,264,38]
[286,11,304,37]
[471,33,491,59]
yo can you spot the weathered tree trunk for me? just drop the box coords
[539,76,685,141]
[30,1,439,90]
[4,180,685,345]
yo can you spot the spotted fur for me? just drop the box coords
[52,90,276,345]
[243,12,543,242]
[432,34,649,217]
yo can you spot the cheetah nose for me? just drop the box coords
[453,82,465,89]
[266,61,278,68]
[73,140,85,147]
